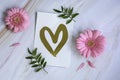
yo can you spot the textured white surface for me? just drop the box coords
[0,0,120,80]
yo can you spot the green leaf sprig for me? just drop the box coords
[26,48,48,73]
[53,6,79,24]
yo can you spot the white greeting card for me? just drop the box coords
[34,12,74,67]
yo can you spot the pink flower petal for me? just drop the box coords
[76,43,85,50]
[16,8,19,12]
[86,49,91,58]
[13,27,19,32]
[87,30,93,38]
[83,49,88,58]
[79,47,86,53]
[91,49,97,57]
[80,33,86,40]
[87,60,95,68]
[76,62,85,71]
[76,39,83,43]
[7,11,12,16]
[8,25,14,30]
[10,43,20,47]
[92,30,101,39]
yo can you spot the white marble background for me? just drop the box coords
[0,0,120,80]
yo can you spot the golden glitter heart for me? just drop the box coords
[40,24,68,57]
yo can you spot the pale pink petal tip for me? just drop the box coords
[5,7,30,32]
[10,43,20,47]
[87,60,95,68]
[76,62,85,71]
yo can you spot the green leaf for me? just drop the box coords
[41,58,45,65]
[71,13,79,18]
[68,7,73,15]
[30,61,36,64]
[36,53,41,60]
[28,48,32,54]
[32,64,39,67]
[63,15,69,18]
[62,15,69,18]
[61,6,64,11]
[53,9,61,13]
[32,48,37,56]
[25,56,34,59]
[58,14,69,19]
[64,8,68,13]
[38,63,42,66]
[35,68,42,72]
[43,62,47,68]
[58,14,65,17]
[66,19,72,24]
[38,56,42,63]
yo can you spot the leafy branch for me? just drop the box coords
[26,48,48,73]
[53,6,79,24]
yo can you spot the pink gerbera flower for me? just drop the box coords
[5,8,29,32]
[76,30,105,58]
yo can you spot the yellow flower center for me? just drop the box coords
[14,17,21,24]
[87,40,95,47]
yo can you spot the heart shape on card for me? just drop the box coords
[40,24,68,57]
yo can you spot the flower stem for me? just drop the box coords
[72,19,76,22]
[43,68,48,73]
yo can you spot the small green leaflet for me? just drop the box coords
[53,6,79,24]
[26,48,48,73]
